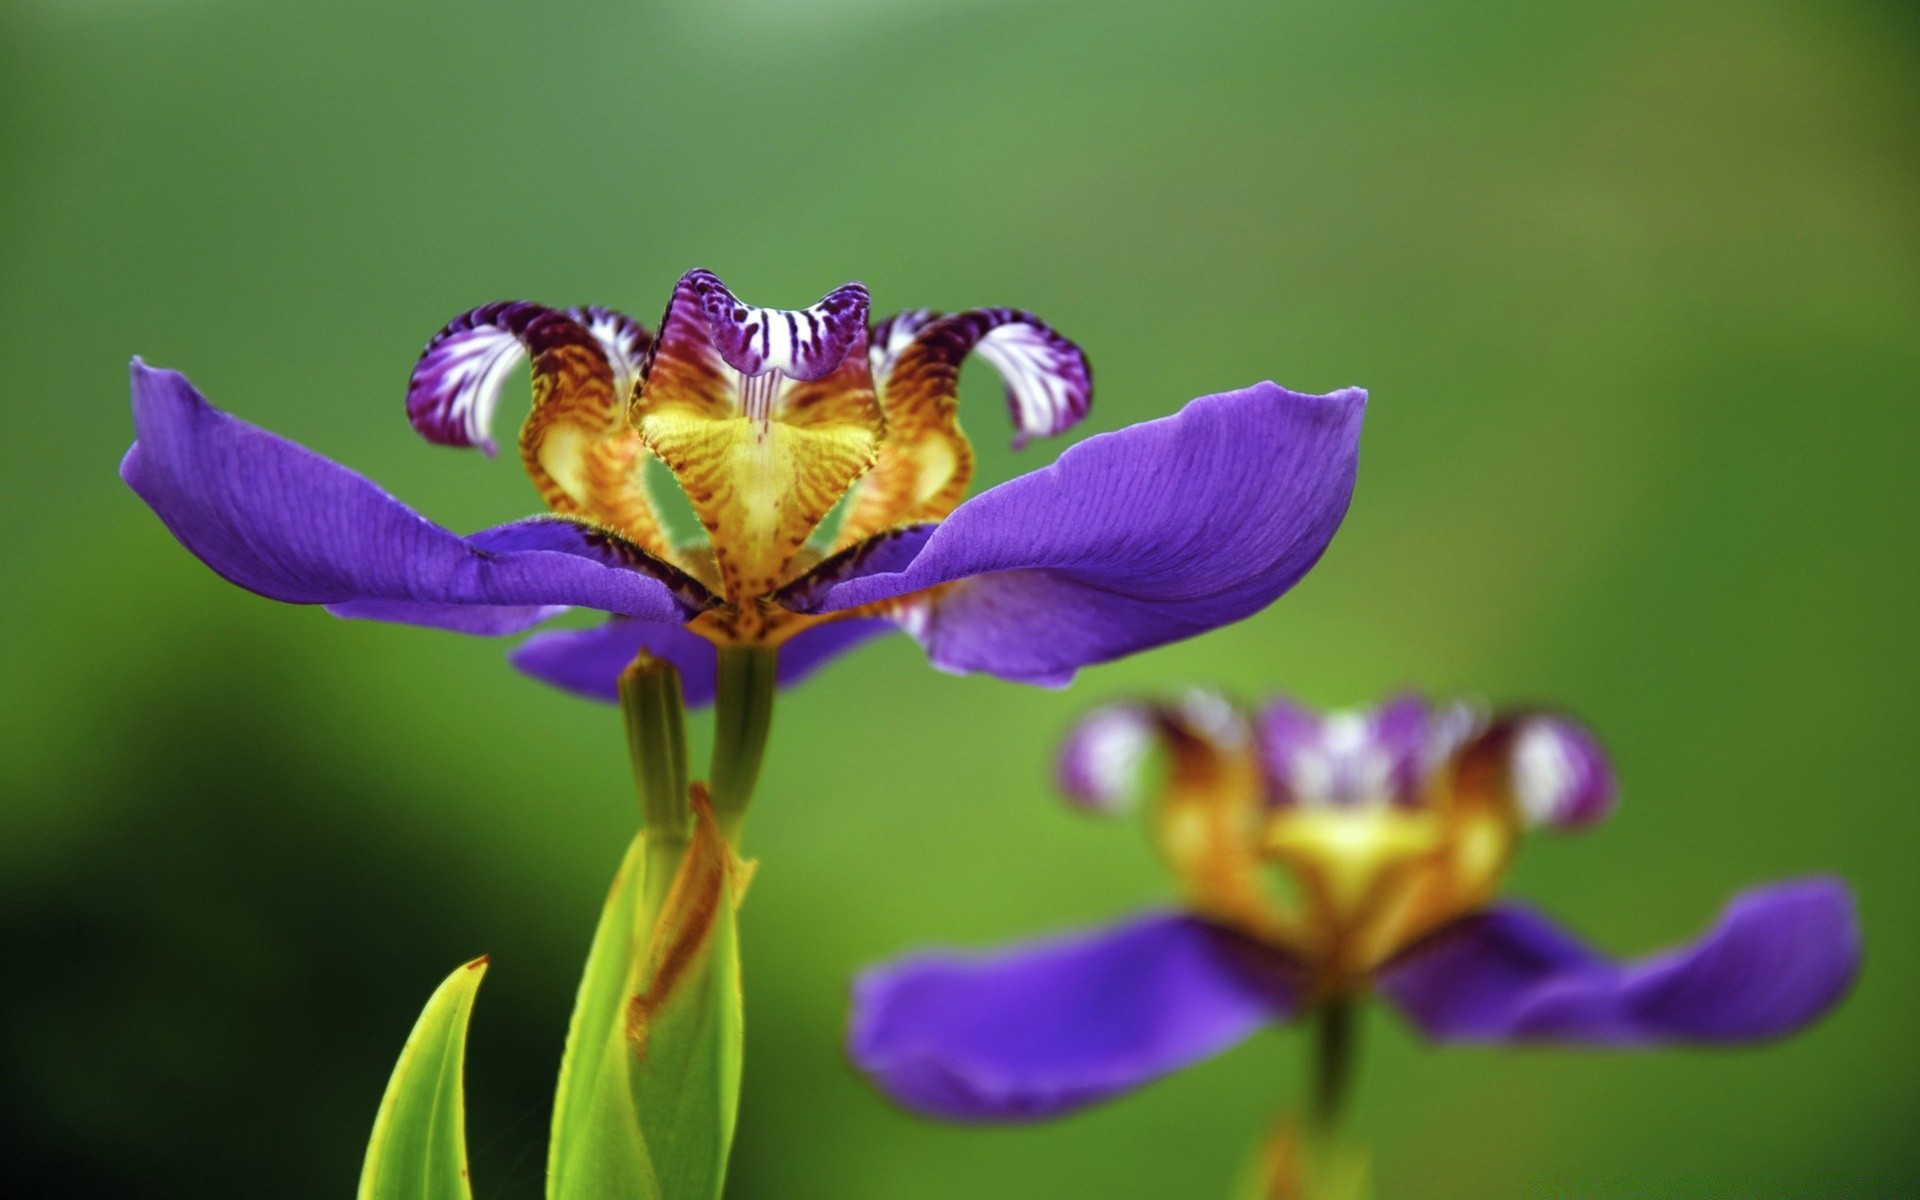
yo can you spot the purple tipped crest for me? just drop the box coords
[1259,694,1482,809]
[407,301,548,453]
[565,305,652,401]
[1510,715,1617,830]
[869,308,940,384]
[1055,703,1156,813]
[906,309,1093,448]
[407,301,648,455]
[680,268,869,381]
[974,314,1094,448]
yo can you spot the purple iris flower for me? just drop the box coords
[120,270,1366,705]
[849,693,1861,1122]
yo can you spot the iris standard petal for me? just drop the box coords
[1378,878,1860,1045]
[510,615,894,705]
[797,381,1366,685]
[122,361,693,623]
[631,270,881,602]
[848,912,1299,1122]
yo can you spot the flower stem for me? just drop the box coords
[618,653,691,918]
[709,643,779,841]
[1311,999,1358,1135]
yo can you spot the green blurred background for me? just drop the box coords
[2,0,1915,1194]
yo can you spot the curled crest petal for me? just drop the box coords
[838,307,1093,545]
[408,302,669,555]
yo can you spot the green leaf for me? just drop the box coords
[547,793,744,1200]
[357,956,489,1200]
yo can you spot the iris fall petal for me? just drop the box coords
[122,361,692,624]
[848,912,1299,1122]
[1378,878,1860,1045]
[798,381,1365,685]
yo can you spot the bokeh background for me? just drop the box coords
[2,0,1915,1195]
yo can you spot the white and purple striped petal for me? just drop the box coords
[973,312,1095,447]
[680,268,869,381]
[1510,715,1618,830]
[848,912,1299,1122]
[407,302,559,454]
[565,305,652,401]
[407,301,652,456]
[1054,703,1157,814]
[868,308,939,385]
[1258,693,1484,809]
[1380,878,1860,1044]
[892,308,1093,449]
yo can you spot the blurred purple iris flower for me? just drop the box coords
[849,693,1861,1121]
[119,270,1366,705]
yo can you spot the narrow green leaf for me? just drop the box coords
[548,796,744,1200]
[357,956,489,1200]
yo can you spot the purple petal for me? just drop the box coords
[122,361,692,623]
[676,268,869,381]
[848,912,1299,1122]
[797,382,1365,686]
[1510,715,1617,830]
[326,599,569,635]
[1379,878,1860,1045]
[510,616,894,706]
[511,620,718,703]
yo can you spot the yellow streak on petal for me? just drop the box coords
[517,332,672,559]
[634,288,882,605]
[1263,807,1443,989]
[1152,721,1306,953]
[1345,726,1525,973]
[636,408,878,605]
[835,336,973,549]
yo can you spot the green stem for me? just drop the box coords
[1311,999,1358,1135]
[708,643,779,841]
[617,654,691,919]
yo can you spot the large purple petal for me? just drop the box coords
[325,598,570,636]
[793,382,1365,685]
[1379,878,1860,1045]
[848,912,1299,1122]
[510,616,894,706]
[121,362,693,624]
